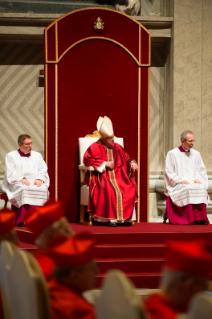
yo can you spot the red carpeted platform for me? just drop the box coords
[16,223,212,288]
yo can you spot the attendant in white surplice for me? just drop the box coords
[2,134,49,226]
[164,130,209,225]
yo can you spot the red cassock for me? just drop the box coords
[33,249,55,283]
[84,141,137,221]
[144,293,186,319]
[48,279,96,319]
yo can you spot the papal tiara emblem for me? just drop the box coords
[94,16,104,30]
[91,15,106,33]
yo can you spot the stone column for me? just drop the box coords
[172,0,212,174]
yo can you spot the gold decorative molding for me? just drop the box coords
[46,36,147,67]
[147,67,150,222]
[45,64,48,166]
[55,64,58,201]
[139,24,141,64]
[45,7,150,33]
[55,21,58,61]
[45,64,48,165]
[137,67,141,222]
[44,7,150,66]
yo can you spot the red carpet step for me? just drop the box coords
[16,223,212,288]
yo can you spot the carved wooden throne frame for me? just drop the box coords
[44,8,150,222]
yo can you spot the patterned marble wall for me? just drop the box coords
[149,45,166,175]
[0,43,166,176]
[173,0,212,174]
[0,43,44,173]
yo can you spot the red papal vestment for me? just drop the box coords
[144,293,186,319]
[48,279,96,319]
[84,141,137,221]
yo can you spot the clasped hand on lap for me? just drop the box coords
[22,178,30,186]
[106,161,138,172]
[22,178,44,187]
[181,179,202,185]
[106,161,114,170]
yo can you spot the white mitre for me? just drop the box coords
[97,116,114,138]
[95,270,147,319]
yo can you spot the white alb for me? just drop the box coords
[164,147,209,207]
[2,150,49,208]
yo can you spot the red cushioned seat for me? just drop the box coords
[0,193,9,208]
[0,193,8,201]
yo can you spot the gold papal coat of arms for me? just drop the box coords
[94,16,104,30]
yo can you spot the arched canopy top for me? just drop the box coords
[45,7,150,66]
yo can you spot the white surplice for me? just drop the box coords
[164,147,209,207]
[2,150,50,208]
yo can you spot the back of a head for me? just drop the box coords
[96,270,147,319]
[187,292,212,319]
[164,240,212,278]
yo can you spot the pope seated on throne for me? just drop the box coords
[83,116,138,227]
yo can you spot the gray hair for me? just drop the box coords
[34,220,61,247]
[180,130,193,142]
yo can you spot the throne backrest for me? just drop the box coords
[79,138,124,165]
[79,138,124,183]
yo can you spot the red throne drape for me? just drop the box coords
[44,8,150,222]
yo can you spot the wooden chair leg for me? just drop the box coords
[163,211,168,224]
[79,205,92,226]
[80,205,85,223]
[88,212,92,226]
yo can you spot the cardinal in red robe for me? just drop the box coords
[144,240,212,319]
[48,234,97,319]
[24,199,74,282]
[84,116,138,226]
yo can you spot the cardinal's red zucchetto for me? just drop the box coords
[49,233,96,267]
[165,240,212,278]
[24,198,64,237]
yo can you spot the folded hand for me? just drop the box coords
[106,161,114,170]
[181,180,190,185]
[193,179,202,184]
[33,179,43,187]
[22,178,30,186]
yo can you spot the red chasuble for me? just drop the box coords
[84,141,137,221]
[48,279,96,319]
[144,293,186,319]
